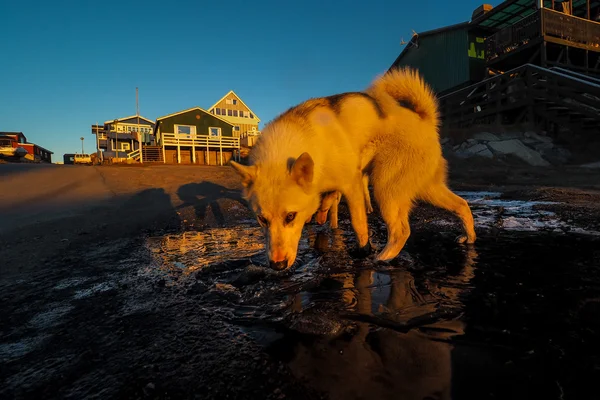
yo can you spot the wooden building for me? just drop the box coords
[206,91,261,146]
[154,106,241,165]
[389,0,600,148]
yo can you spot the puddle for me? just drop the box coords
[144,192,600,399]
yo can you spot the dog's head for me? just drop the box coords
[230,152,320,271]
[315,191,341,225]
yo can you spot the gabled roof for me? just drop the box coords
[388,21,470,71]
[155,106,235,126]
[207,90,261,122]
[103,115,155,125]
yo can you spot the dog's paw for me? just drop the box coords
[455,235,476,244]
[350,242,373,258]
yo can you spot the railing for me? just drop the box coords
[486,8,600,62]
[161,133,240,149]
[127,149,140,160]
[438,63,600,129]
[486,10,542,62]
[542,8,600,49]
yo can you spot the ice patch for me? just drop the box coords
[73,282,116,299]
[455,191,600,235]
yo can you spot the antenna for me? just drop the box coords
[400,37,407,45]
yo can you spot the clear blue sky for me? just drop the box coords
[0,0,500,159]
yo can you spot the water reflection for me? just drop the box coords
[268,236,479,400]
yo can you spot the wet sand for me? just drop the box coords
[1,161,600,399]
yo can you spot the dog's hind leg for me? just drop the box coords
[420,183,476,244]
[363,175,374,214]
[375,196,413,261]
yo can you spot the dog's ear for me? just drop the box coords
[230,161,258,188]
[290,152,314,190]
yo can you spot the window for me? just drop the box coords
[209,127,221,137]
[250,113,254,119]
[233,110,238,117]
[221,108,226,115]
[243,111,250,118]
[211,109,215,114]
[121,142,131,151]
[216,108,221,115]
[226,99,232,104]
[234,126,240,131]
[175,124,197,137]
[232,99,237,105]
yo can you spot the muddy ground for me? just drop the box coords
[1,160,600,399]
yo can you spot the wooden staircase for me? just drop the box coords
[142,146,163,163]
[438,64,600,137]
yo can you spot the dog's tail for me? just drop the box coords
[367,67,439,126]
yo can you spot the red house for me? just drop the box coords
[0,132,53,163]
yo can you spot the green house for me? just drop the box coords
[155,107,240,165]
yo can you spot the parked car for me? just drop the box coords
[73,153,92,165]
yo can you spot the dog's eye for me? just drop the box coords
[257,215,268,226]
[285,212,297,224]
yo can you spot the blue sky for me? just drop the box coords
[0,0,500,159]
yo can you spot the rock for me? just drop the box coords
[524,131,553,144]
[495,132,523,140]
[580,161,600,169]
[464,143,489,155]
[455,143,494,159]
[440,137,450,145]
[477,148,494,158]
[487,139,551,166]
[534,142,554,151]
[540,147,571,165]
[473,132,500,142]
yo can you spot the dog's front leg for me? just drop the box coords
[343,179,371,256]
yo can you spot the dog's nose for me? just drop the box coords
[269,260,288,271]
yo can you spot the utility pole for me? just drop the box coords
[137,87,143,163]
[114,118,119,162]
[80,136,84,154]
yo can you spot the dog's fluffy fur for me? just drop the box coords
[231,68,476,270]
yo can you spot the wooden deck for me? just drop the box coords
[159,133,241,165]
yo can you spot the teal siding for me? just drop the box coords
[393,28,470,93]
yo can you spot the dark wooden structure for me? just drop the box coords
[475,0,600,76]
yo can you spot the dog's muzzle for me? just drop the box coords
[269,260,288,271]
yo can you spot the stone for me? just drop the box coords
[524,131,553,144]
[464,143,489,155]
[440,137,450,145]
[473,132,500,142]
[540,147,571,165]
[487,139,551,167]
[534,142,554,151]
[580,161,600,169]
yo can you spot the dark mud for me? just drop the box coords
[2,190,600,399]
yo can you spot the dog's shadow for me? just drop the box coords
[176,182,245,226]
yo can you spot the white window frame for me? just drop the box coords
[175,124,197,138]
[226,99,232,104]
[209,127,221,137]
[121,142,131,151]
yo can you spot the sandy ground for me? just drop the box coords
[1,160,600,399]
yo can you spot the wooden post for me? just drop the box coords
[207,139,210,165]
[219,137,223,166]
[162,143,166,164]
[587,0,591,19]
[176,137,181,164]
[192,142,196,164]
